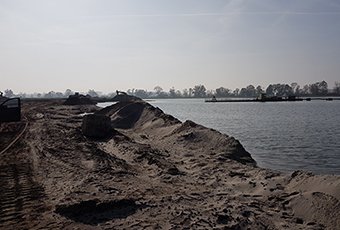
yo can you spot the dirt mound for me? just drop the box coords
[171,120,256,165]
[111,94,142,102]
[64,93,96,105]
[97,101,255,166]
[82,114,112,138]
[111,102,146,129]
[97,101,180,130]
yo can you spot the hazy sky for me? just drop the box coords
[1,0,340,93]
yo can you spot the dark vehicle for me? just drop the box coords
[0,98,21,122]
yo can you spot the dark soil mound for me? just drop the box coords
[64,94,96,105]
[111,94,142,102]
[82,114,112,138]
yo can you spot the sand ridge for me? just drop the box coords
[0,100,339,229]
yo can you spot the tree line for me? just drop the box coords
[2,80,340,99]
[129,81,340,98]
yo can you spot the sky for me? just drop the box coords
[1,0,340,94]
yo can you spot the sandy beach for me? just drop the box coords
[0,99,339,229]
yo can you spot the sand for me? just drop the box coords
[0,100,339,229]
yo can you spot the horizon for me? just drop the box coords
[1,79,340,95]
[1,0,340,93]
[2,80,339,98]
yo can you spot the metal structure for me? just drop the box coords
[0,98,21,122]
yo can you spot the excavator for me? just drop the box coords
[0,91,21,123]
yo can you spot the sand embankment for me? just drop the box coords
[0,100,339,229]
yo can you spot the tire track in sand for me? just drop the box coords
[0,116,46,228]
[0,163,46,228]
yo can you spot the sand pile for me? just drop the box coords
[96,101,339,228]
[97,101,180,129]
[99,101,256,166]
[0,100,339,229]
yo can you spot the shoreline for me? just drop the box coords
[0,99,339,229]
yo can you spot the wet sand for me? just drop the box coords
[0,100,339,229]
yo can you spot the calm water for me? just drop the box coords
[146,99,340,175]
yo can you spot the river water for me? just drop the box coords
[146,99,340,175]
